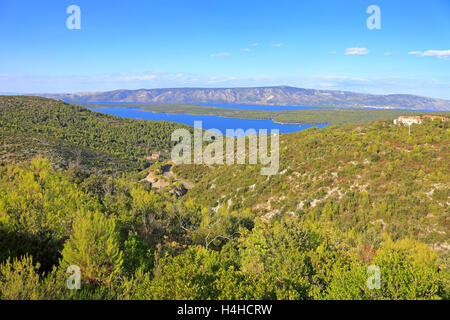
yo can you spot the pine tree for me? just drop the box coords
[61,211,123,286]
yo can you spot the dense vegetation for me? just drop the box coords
[0,97,448,300]
[175,119,449,248]
[85,102,445,125]
[0,96,191,173]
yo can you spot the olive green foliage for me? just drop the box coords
[176,119,449,248]
[0,96,191,173]
[325,239,447,300]
[0,97,447,300]
[0,157,97,271]
[61,211,123,286]
[0,255,42,300]
[0,156,446,300]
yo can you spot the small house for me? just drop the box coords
[147,152,161,160]
[393,116,423,126]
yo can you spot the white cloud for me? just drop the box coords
[251,42,259,47]
[330,50,336,54]
[210,52,230,57]
[272,43,283,47]
[345,47,369,55]
[424,50,450,58]
[384,52,392,56]
[241,48,250,52]
[408,50,450,59]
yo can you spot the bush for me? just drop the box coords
[0,255,42,300]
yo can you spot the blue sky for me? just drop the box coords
[0,0,449,98]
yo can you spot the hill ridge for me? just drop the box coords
[38,86,450,111]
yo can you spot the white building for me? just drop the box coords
[393,116,423,126]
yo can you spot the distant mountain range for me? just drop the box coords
[38,86,450,111]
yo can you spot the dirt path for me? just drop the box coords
[145,171,169,189]
[145,163,193,190]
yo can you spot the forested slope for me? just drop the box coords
[175,119,449,249]
[0,96,190,173]
[0,96,448,300]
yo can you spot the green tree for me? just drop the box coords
[61,211,123,286]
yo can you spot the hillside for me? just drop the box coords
[0,96,448,300]
[174,119,449,249]
[40,86,450,110]
[0,96,190,173]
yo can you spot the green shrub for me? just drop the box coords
[61,211,123,286]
